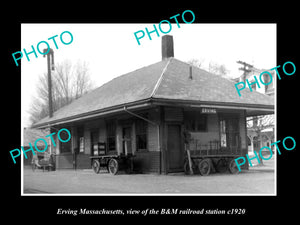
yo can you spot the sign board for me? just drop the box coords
[98,142,106,155]
[79,137,84,152]
[93,144,98,156]
[201,108,217,114]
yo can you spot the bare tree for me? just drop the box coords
[73,61,91,99]
[187,58,229,77]
[28,60,94,125]
[187,58,204,68]
[28,96,49,124]
[208,61,229,77]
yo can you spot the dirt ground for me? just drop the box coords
[23,158,275,195]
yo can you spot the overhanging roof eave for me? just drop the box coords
[151,97,274,111]
[32,99,154,129]
[32,98,274,129]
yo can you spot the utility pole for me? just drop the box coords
[43,48,54,118]
[43,48,54,155]
[236,60,253,82]
[237,60,263,165]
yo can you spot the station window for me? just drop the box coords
[219,117,239,149]
[220,119,227,147]
[77,126,84,153]
[186,114,207,132]
[106,121,116,151]
[136,119,147,151]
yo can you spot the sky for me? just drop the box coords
[21,23,276,127]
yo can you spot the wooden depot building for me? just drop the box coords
[33,35,274,174]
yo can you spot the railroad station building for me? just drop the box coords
[33,35,274,174]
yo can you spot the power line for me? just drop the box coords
[236,60,254,82]
[237,60,254,73]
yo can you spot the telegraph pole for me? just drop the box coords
[43,48,54,155]
[43,48,54,118]
[236,60,253,82]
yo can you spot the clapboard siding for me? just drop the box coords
[133,151,160,173]
[146,107,160,152]
[164,107,183,122]
[148,124,159,151]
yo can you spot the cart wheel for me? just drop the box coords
[92,159,100,174]
[108,159,119,175]
[198,159,211,176]
[183,160,190,175]
[228,158,240,174]
[184,159,196,175]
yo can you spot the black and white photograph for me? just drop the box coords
[5,4,298,221]
[20,23,276,195]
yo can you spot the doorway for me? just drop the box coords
[167,124,183,172]
[219,115,240,152]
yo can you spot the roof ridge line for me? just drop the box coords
[150,58,172,98]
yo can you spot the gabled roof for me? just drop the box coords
[33,58,274,128]
[154,58,273,105]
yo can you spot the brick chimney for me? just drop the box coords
[162,35,174,60]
